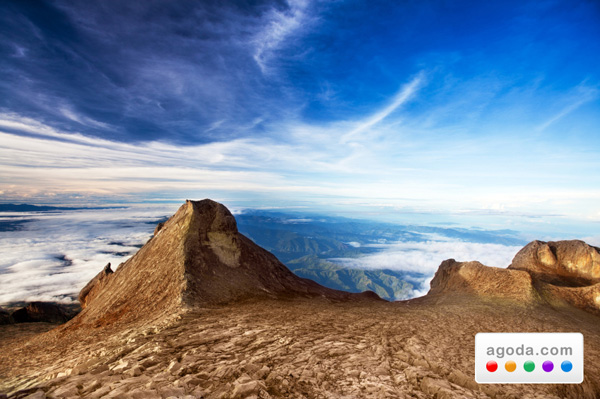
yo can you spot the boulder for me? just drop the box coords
[11,302,76,323]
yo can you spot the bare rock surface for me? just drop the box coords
[1,299,598,398]
[509,240,600,285]
[428,241,600,315]
[427,260,537,302]
[1,200,599,398]
[69,199,361,329]
[78,263,113,309]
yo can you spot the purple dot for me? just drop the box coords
[542,360,554,372]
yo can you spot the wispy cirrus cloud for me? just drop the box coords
[253,0,314,74]
[2,99,600,230]
[59,106,113,130]
[0,0,322,144]
[341,73,424,143]
[536,83,599,132]
[1,0,599,234]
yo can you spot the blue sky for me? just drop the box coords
[1,0,599,234]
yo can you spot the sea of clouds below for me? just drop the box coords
[331,238,524,297]
[1,207,593,304]
[0,206,176,304]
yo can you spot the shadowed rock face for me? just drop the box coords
[74,199,374,328]
[78,263,113,309]
[180,200,361,306]
[10,302,75,324]
[0,308,12,325]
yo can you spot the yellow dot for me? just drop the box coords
[505,360,517,372]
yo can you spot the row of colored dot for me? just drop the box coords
[486,360,573,373]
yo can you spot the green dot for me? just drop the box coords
[524,360,535,372]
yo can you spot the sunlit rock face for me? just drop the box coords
[74,199,370,328]
[509,240,600,285]
[78,263,113,309]
[428,259,537,302]
[426,240,600,316]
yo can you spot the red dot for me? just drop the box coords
[486,360,498,372]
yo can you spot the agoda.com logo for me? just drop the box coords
[475,333,583,384]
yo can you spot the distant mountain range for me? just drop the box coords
[288,255,414,300]
[0,203,121,212]
[235,210,525,301]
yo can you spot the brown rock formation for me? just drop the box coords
[153,221,164,236]
[425,240,600,315]
[427,259,537,302]
[73,199,365,328]
[1,201,599,399]
[508,239,600,285]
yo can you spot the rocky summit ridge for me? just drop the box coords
[1,199,599,399]
[75,200,600,328]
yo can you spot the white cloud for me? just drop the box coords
[0,206,174,304]
[253,0,313,73]
[2,82,600,228]
[341,73,424,143]
[536,83,598,132]
[59,106,113,130]
[0,205,525,304]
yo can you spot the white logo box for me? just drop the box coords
[475,332,583,384]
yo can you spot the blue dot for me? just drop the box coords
[561,361,573,372]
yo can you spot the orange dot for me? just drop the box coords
[505,360,517,372]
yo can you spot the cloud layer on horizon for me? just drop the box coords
[0,207,523,304]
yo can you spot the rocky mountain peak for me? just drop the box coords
[3,206,600,399]
[185,199,238,235]
[72,199,369,328]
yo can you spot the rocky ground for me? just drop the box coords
[1,296,598,399]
